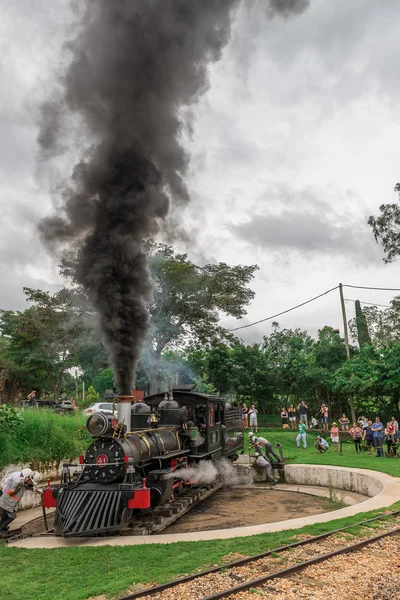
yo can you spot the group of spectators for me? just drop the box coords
[286,401,399,458]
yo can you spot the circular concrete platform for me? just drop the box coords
[9,464,400,549]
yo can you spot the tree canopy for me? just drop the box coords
[141,242,258,392]
[368,182,400,262]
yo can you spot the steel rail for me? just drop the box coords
[115,509,400,600]
[203,526,400,600]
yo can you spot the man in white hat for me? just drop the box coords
[0,471,41,532]
[0,468,34,496]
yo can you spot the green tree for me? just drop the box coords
[262,325,315,405]
[91,368,116,396]
[349,299,400,348]
[354,300,372,348]
[142,242,258,393]
[86,385,99,404]
[333,345,388,417]
[0,288,89,400]
[368,182,400,262]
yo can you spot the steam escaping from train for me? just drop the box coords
[38,0,310,394]
[172,458,254,486]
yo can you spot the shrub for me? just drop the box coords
[86,385,99,404]
[0,405,23,430]
[0,409,88,471]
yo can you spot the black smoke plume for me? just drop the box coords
[38,1,239,393]
[38,0,309,394]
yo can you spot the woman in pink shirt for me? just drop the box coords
[349,423,363,454]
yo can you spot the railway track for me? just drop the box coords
[126,479,223,536]
[116,509,400,600]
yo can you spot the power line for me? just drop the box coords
[344,298,391,309]
[228,285,339,332]
[343,284,400,292]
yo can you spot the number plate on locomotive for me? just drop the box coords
[96,454,109,467]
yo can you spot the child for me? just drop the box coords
[331,422,340,452]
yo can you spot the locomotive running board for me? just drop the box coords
[125,479,223,536]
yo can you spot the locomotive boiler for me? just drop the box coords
[43,387,244,537]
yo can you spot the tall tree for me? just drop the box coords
[368,182,400,262]
[349,299,400,348]
[354,300,372,348]
[0,288,89,400]
[142,243,258,393]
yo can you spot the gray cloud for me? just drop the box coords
[0,0,399,345]
[230,185,383,261]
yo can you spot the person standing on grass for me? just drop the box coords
[320,404,329,431]
[314,435,329,453]
[248,404,258,433]
[363,420,374,456]
[241,403,249,429]
[372,417,384,457]
[297,401,308,427]
[391,416,399,440]
[385,422,396,457]
[288,404,296,429]
[296,420,307,448]
[349,423,363,454]
[280,407,288,428]
[330,422,340,452]
[339,413,350,431]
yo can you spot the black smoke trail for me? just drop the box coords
[38,0,309,394]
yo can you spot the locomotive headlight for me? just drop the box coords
[86,412,112,437]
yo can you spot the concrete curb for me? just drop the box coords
[9,464,400,549]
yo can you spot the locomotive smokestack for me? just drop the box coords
[115,395,134,432]
[37,1,239,395]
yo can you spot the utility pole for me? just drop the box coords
[339,283,350,360]
[339,283,356,423]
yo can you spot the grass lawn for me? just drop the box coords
[2,426,399,600]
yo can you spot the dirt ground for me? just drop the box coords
[166,488,337,533]
[21,512,55,536]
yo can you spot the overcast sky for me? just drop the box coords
[1,0,400,343]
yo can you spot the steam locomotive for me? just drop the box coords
[43,387,244,537]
